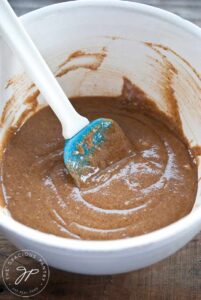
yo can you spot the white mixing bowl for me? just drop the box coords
[0,0,201,275]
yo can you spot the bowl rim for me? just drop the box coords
[1,0,201,253]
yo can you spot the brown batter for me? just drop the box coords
[1,81,197,240]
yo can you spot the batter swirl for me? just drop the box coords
[1,94,197,240]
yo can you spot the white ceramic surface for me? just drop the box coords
[0,0,201,275]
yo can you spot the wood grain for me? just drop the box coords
[1,1,201,299]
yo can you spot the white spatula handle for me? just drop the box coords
[0,0,89,139]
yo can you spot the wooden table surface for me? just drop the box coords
[1,1,201,299]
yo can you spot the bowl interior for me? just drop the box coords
[0,1,201,226]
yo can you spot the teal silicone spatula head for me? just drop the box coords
[64,118,133,188]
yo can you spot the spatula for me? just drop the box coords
[0,0,132,188]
